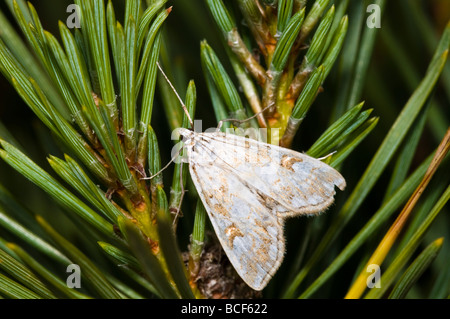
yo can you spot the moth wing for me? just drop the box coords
[200,132,346,216]
[188,147,285,291]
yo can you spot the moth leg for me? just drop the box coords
[171,161,188,230]
[140,147,184,180]
[317,151,337,161]
[105,187,116,200]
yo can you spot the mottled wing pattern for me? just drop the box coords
[181,129,346,290]
[187,143,285,290]
[196,131,346,216]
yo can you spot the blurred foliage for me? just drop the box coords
[0,0,448,299]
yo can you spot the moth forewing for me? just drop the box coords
[185,129,346,213]
[178,128,346,290]
[185,141,285,290]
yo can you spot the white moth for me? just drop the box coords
[155,62,345,291]
[177,127,346,291]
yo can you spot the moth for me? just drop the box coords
[177,127,346,291]
[155,62,346,291]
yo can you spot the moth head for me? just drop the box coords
[177,127,194,144]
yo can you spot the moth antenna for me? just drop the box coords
[156,62,194,128]
[216,104,272,132]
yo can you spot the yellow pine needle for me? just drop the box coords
[345,127,450,299]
